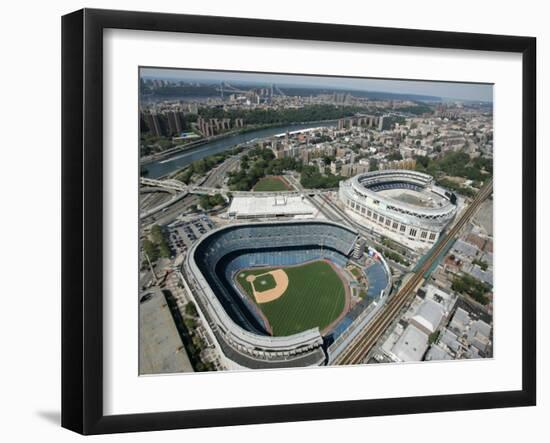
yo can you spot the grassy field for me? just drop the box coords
[252,273,277,292]
[236,269,267,295]
[252,176,290,192]
[235,260,346,336]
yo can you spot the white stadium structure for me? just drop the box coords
[339,170,458,250]
[181,220,392,369]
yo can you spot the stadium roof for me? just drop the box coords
[228,195,315,218]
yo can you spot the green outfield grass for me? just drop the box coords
[252,176,290,192]
[235,260,346,336]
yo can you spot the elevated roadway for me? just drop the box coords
[140,177,330,197]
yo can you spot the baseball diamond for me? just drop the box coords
[242,270,288,304]
[235,260,348,336]
[185,220,391,370]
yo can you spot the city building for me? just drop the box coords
[388,325,429,362]
[227,195,316,219]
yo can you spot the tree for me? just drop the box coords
[240,156,249,171]
[387,152,403,161]
[451,274,491,305]
[185,302,198,317]
[428,331,440,344]
[150,224,163,243]
[415,155,430,169]
[369,158,379,171]
[192,159,207,175]
[199,194,213,210]
[142,239,159,262]
[175,168,193,184]
[159,242,171,258]
[300,165,343,189]
[199,193,226,210]
[197,104,366,127]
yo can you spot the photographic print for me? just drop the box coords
[138,68,494,374]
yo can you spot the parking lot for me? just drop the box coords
[166,215,215,255]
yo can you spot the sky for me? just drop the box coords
[140,67,493,102]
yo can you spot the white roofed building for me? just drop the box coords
[409,299,446,335]
[424,284,457,313]
[389,325,429,362]
[227,195,316,219]
[425,344,453,361]
[467,320,492,354]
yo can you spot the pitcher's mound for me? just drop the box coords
[253,269,288,304]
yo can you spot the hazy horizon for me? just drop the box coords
[140,67,493,103]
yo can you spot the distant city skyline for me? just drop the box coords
[141,67,493,102]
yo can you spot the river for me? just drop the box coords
[143,121,336,178]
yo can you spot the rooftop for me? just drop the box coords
[139,290,193,375]
[228,195,315,218]
[425,284,456,312]
[425,344,453,361]
[449,307,472,335]
[410,299,446,334]
[391,325,429,362]
[452,239,479,258]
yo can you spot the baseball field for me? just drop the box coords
[235,260,348,336]
[252,176,291,192]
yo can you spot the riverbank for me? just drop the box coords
[140,119,337,168]
[143,119,337,179]
[141,139,208,166]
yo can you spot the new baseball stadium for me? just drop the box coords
[183,220,392,369]
[339,170,458,250]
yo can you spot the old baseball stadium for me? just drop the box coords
[183,220,392,369]
[339,170,458,250]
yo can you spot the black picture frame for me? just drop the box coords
[61,8,537,435]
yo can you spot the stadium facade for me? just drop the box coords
[339,170,457,250]
[183,220,391,370]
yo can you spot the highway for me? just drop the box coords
[141,194,199,226]
[140,152,242,222]
[332,178,493,365]
[202,153,242,188]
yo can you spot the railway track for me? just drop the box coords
[333,178,493,365]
